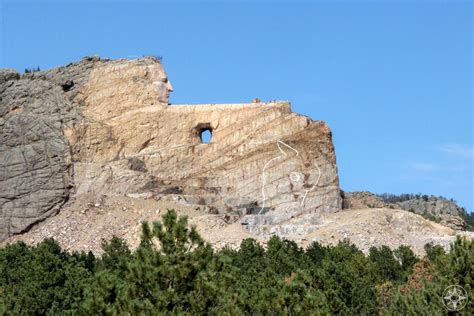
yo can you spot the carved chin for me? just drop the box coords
[157,93,168,104]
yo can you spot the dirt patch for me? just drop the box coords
[4,196,472,256]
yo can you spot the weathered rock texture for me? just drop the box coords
[343,191,468,231]
[394,197,466,231]
[342,191,385,209]
[0,57,341,241]
[0,58,107,240]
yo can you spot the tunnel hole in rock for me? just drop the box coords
[201,129,212,143]
[195,123,213,144]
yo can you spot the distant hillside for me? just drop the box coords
[342,191,473,231]
[377,193,473,231]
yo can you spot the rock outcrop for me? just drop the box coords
[0,56,341,241]
[394,197,467,231]
[0,58,107,240]
[342,191,385,209]
[343,191,468,231]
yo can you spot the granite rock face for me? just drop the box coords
[394,197,466,230]
[0,57,107,240]
[0,56,342,241]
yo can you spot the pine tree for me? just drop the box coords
[369,245,402,282]
[394,245,419,279]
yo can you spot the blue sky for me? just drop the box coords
[1,0,472,210]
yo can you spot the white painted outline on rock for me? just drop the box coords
[258,140,321,215]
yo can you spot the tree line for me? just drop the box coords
[0,210,472,315]
[376,193,445,203]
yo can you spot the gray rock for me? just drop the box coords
[396,197,466,230]
[343,191,468,230]
[341,191,385,209]
[0,69,20,85]
[0,58,105,240]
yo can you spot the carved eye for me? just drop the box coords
[161,78,169,83]
[289,172,301,182]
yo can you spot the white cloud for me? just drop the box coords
[410,162,439,172]
[437,144,474,159]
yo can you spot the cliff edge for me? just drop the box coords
[0,57,342,241]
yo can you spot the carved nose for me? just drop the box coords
[167,81,174,92]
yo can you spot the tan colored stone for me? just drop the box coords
[69,57,341,229]
[1,56,341,241]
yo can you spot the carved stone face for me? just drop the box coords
[148,63,173,104]
[82,58,174,121]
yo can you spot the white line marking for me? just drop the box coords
[258,140,321,215]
